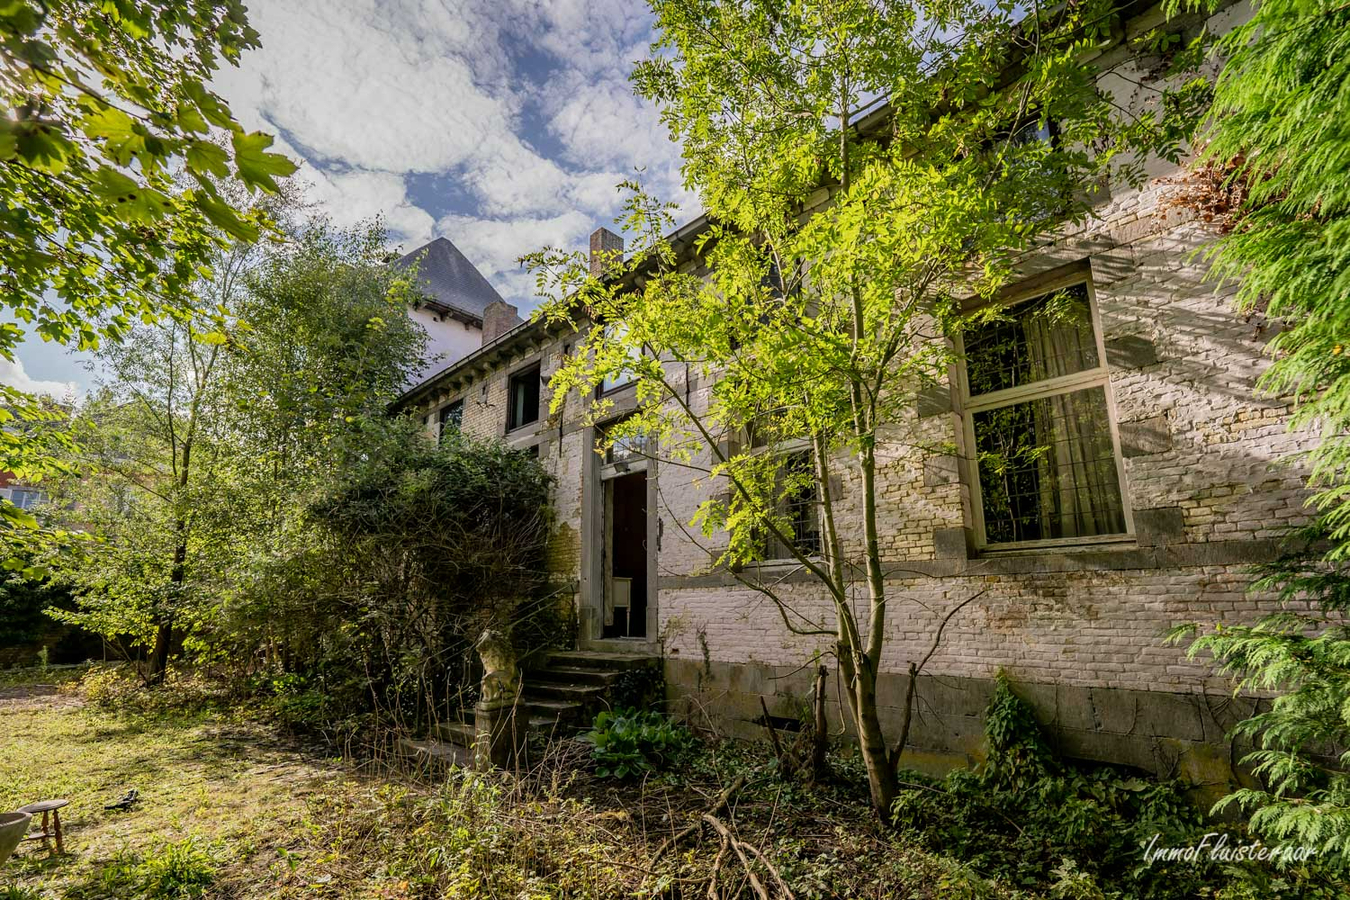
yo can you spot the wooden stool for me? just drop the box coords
[18,799,69,855]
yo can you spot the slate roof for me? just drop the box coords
[394,236,503,323]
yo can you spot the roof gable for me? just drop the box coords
[394,236,504,322]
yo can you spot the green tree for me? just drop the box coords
[292,428,556,734]
[48,319,232,681]
[48,217,425,682]
[530,0,1154,815]
[1172,523,1350,865]
[1164,0,1350,859]
[0,0,294,548]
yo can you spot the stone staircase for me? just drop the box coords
[399,649,659,768]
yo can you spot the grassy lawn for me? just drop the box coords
[0,667,368,898]
[0,666,1017,899]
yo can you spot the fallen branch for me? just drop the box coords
[702,814,771,900]
[707,832,730,900]
[654,773,747,860]
[740,839,798,900]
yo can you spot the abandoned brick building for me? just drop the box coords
[393,0,1309,787]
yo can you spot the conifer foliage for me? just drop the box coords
[1170,0,1350,864]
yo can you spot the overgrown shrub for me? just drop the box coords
[77,664,222,715]
[1173,520,1350,863]
[234,428,559,739]
[892,675,1221,897]
[582,707,693,778]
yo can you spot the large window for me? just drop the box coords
[506,365,540,432]
[961,280,1129,548]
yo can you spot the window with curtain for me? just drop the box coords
[962,281,1128,547]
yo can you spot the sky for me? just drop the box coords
[8,0,690,398]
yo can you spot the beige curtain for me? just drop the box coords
[1022,303,1125,540]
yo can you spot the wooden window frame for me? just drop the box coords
[955,273,1134,552]
[506,363,542,433]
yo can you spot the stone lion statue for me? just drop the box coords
[476,627,520,709]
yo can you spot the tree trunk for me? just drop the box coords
[810,665,829,781]
[851,657,899,817]
[145,621,173,685]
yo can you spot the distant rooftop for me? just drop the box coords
[393,236,504,323]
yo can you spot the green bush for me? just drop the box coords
[892,675,1219,898]
[1,886,45,900]
[1173,521,1350,862]
[266,429,558,737]
[77,665,221,715]
[0,571,73,646]
[582,707,693,779]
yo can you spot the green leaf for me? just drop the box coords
[1,503,38,529]
[15,122,74,173]
[196,192,260,242]
[186,140,230,178]
[184,80,237,131]
[82,105,139,160]
[91,166,173,223]
[232,130,297,193]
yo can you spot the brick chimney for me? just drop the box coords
[589,227,624,277]
[481,299,521,346]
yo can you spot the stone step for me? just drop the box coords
[532,665,623,687]
[435,712,579,747]
[524,681,608,703]
[545,650,659,671]
[436,721,476,746]
[526,697,585,722]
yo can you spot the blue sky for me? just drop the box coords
[7,0,690,398]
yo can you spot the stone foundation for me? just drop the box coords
[666,657,1259,806]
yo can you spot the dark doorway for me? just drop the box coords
[604,471,648,638]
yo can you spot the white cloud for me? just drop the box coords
[0,356,79,400]
[304,165,435,247]
[210,0,699,301]
[548,79,674,170]
[437,210,594,309]
[214,0,524,174]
